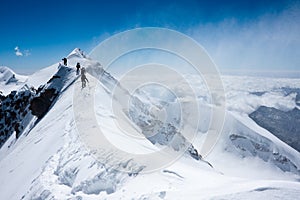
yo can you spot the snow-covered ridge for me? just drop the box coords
[0,55,83,150]
[1,48,300,199]
[88,64,203,161]
[0,67,77,151]
[29,64,77,119]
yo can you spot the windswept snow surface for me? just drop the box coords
[0,49,300,199]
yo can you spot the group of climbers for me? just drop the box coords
[8,55,89,140]
[61,57,89,88]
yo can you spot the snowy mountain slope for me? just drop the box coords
[0,86,36,148]
[0,49,300,199]
[0,83,74,199]
[25,49,86,90]
[1,69,298,200]
[0,49,89,150]
[0,69,212,199]
[0,50,86,152]
[110,72,300,176]
[183,74,300,178]
[0,48,84,95]
[207,111,300,180]
[95,74,203,162]
[0,66,28,95]
[25,63,60,89]
[0,63,78,151]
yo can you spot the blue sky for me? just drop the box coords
[0,0,299,74]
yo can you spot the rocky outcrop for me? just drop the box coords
[249,106,300,152]
[29,64,76,119]
[0,87,35,147]
[1,64,76,148]
[229,133,299,174]
[29,88,58,119]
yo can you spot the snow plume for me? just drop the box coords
[14,46,31,57]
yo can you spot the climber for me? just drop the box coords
[76,62,81,75]
[81,66,86,75]
[81,67,89,88]
[62,58,67,66]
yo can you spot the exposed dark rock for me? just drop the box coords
[36,85,44,94]
[249,106,300,152]
[0,89,35,147]
[280,87,300,106]
[1,65,75,148]
[47,75,61,84]
[229,133,299,173]
[29,88,58,119]
[8,91,16,100]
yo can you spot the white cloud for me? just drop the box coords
[14,46,31,57]
[14,46,23,56]
[24,49,31,56]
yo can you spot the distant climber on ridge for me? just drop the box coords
[76,62,81,75]
[80,67,88,88]
[62,58,67,66]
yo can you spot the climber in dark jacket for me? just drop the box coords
[76,62,81,75]
[62,58,67,66]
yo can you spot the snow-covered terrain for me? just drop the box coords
[0,48,299,199]
[0,66,28,95]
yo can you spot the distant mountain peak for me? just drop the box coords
[0,66,27,86]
